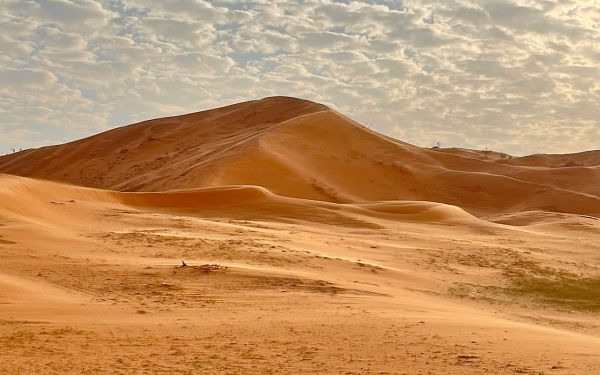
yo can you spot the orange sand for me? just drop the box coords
[0,97,599,374]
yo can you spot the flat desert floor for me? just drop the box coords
[1,174,600,374]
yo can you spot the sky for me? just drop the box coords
[1,0,599,156]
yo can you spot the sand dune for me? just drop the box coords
[507,150,600,167]
[2,97,600,374]
[434,147,600,167]
[0,173,475,227]
[1,172,600,374]
[0,97,329,192]
[1,96,598,216]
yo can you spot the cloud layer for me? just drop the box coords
[1,0,599,155]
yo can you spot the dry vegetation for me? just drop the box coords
[452,261,600,313]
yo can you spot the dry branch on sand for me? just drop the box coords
[177,263,229,274]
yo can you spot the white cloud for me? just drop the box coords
[0,0,599,155]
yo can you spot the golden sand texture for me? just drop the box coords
[1,97,598,216]
[0,97,599,374]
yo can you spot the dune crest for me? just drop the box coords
[0,96,599,217]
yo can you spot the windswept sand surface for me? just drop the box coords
[1,97,600,374]
[1,174,600,374]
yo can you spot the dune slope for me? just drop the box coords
[2,173,600,374]
[0,96,599,217]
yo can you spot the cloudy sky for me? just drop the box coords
[1,0,599,156]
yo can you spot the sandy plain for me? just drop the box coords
[1,97,600,374]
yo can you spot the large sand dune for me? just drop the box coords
[1,96,599,216]
[1,97,600,374]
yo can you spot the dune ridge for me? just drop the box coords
[0,173,476,226]
[1,96,599,217]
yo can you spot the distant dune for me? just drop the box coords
[1,96,599,216]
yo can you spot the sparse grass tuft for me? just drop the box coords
[503,265,600,312]
[450,261,600,312]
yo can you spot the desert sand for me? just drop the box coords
[1,96,599,374]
